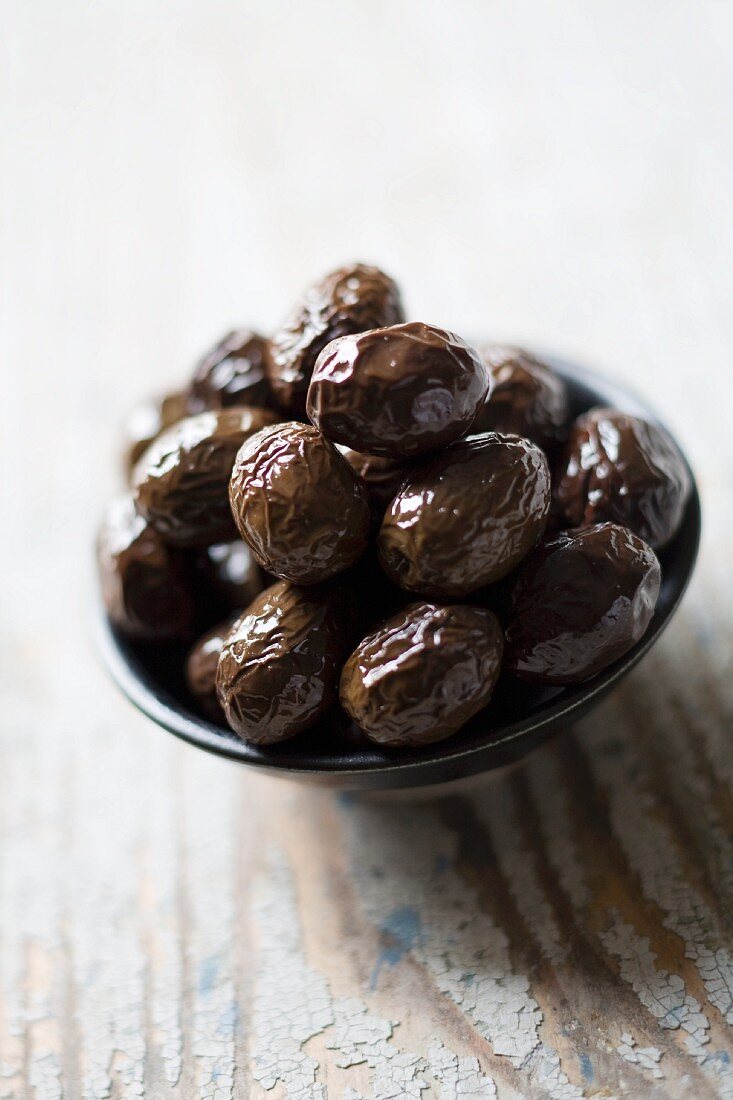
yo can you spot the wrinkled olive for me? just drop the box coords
[229,422,371,585]
[308,322,490,458]
[267,264,405,415]
[186,614,241,721]
[378,432,551,598]
[505,522,661,684]
[96,493,195,640]
[555,407,691,548]
[133,407,278,547]
[471,345,569,448]
[121,389,204,480]
[216,581,345,743]
[190,328,275,410]
[340,602,504,747]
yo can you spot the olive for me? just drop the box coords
[378,432,551,598]
[186,614,241,721]
[471,345,569,448]
[267,263,405,415]
[308,321,490,458]
[121,389,204,480]
[229,422,371,585]
[505,522,661,684]
[216,581,346,743]
[96,493,195,640]
[339,602,504,747]
[133,407,278,547]
[190,328,275,410]
[555,406,691,548]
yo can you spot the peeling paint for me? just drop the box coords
[326,996,394,1069]
[146,748,184,1088]
[69,729,147,1100]
[628,646,733,910]
[616,1033,664,1080]
[340,800,586,1098]
[0,717,67,1100]
[328,997,428,1097]
[589,700,733,1026]
[252,848,333,1095]
[253,848,431,1099]
[27,1050,62,1100]
[182,759,239,1100]
[427,1041,497,1098]
[602,911,709,1051]
[252,847,511,1099]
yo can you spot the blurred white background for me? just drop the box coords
[3,1,731,491]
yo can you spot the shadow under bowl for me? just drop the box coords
[95,355,701,790]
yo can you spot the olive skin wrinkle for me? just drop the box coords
[506,522,661,684]
[191,328,276,411]
[308,321,490,459]
[340,602,504,747]
[216,581,347,744]
[555,407,691,549]
[378,431,551,598]
[268,263,405,416]
[471,344,570,449]
[229,421,371,585]
[133,407,278,548]
[96,493,195,641]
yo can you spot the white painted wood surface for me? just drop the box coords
[2,2,732,1096]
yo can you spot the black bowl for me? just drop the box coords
[96,356,701,790]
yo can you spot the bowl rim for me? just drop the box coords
[94,354,701,786]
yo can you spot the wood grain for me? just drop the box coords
[2,1,732,1096]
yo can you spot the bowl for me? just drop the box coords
[95,355,701,790]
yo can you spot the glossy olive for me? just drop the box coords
[190,328,275,410]
[267,264,405,415]
[506,522,661,684]
[216,581,345,743]
[159,390,204,426]
[308,322,490,458]
[471,345,569,447]
[133,407,278,547]
[378,432,551,598]
[555,407,691,549]
[185,614,241,720]
[340,602,504,747]
[229,422,371,585]
[96,493,195,640]
[121,389,204,480]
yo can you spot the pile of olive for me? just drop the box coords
[97,264,691,749]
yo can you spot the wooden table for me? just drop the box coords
[2,2,732,1096]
